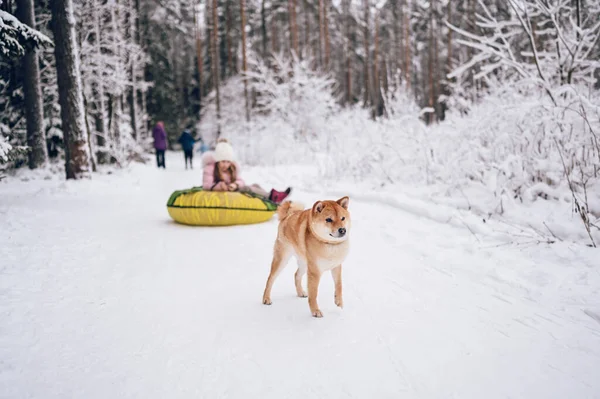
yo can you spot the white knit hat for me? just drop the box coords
[213,140,235,162]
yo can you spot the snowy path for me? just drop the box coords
[1,152,599,399]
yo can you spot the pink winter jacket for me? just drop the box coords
[202,151,245,190]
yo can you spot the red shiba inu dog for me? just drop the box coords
[262,197,351,318]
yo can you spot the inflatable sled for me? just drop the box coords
[167,187,277,226]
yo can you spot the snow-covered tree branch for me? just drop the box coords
[0,9,52,58]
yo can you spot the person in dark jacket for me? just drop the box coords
[152,121,167,168]
[178,128,196,169]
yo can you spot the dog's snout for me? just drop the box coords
[338,227,346,236]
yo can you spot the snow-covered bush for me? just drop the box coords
[198,48,599,244]
[0,130,29,180]
[247,53,338,139]
[199,53,339,166]
[442,0,600,245]
[326,83,599,245]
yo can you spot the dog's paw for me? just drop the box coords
[262,297,272,305]
[312,309,323,318]
[335,296,344,308]
[297,290,307,298]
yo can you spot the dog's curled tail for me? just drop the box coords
[277,201,304,221]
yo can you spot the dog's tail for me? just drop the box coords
[277,201,304,221]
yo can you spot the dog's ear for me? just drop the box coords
[336,196,349,210]
[312,201,324,213]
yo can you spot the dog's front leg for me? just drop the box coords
[295,260,308,298]
[307,268,323,317]
[332,265,343,308]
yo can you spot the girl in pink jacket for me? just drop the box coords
[202,138,291,204]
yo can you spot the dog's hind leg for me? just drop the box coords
[295,260,308,298]
[262,240,292,305]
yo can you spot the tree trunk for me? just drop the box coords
[391,0,400,87]
[240,0,250,122]
[109,1,123,146]
[82,93,97,172]
[382,57,389,95]
[135,0,148,137]
[374,10,379,94]
[195,0,204,118]
[447,0,452,77]
[93,1,108,163]
[403,0,411,91]
[574,0,581,41]
[441,0,452,120]
[211,0,221,136]
[288,0,299,57]
[141,84,148,136]
[50,0,92,179]
[293,0,300,58]
[304,0,310,60]
[428,0,435,124]
[292,0,299,57]
[271,12,279,54]
[468,0,476,98]
[433,0,439,120]
[107,95,121,151]
[318,0,324,66]
[16,0,48,169]
[226,0,234,76]
[128,0,138,141]
[343,0,351,104]
[373,10,382,117]
[323,0,330,69]
[288,0,293,55]
[363,0,370,108]
[261,0,268,57]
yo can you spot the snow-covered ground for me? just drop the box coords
[1,151,599,399]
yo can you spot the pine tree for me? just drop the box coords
[16,0,48,169]
[50,0,91,179]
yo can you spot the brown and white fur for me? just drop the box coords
[262,197,351,318]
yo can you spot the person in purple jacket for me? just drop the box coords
[152,121,167,168]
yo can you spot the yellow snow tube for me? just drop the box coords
[167,187,277,226]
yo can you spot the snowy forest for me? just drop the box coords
[3,1,600,396]
[1,0,600,244]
